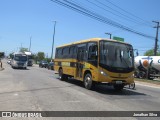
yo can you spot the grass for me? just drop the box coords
[134,78,160,85]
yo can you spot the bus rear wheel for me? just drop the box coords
[59,68,67,81]
[84,73,93,90]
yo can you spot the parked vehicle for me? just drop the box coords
[39,61,48,68]
[10,52,28,69]
[48,62,54,70]
[134,56,160,79]
[7,59,11,65]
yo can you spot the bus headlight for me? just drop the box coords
[100,70,108,76]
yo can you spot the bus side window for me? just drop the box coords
[55,49,58,58]
[56,48,62,59]
[62,47,69,58]
[69,46,77,59]
[88,43,98,61]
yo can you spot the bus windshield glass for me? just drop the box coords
[100,41,134,69]
[14,54,27,61]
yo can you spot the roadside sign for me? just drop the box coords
[113,36,124,42]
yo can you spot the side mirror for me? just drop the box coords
[136,51,139,56]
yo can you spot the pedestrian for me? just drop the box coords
[0,58,2,68]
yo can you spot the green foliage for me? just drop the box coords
[32,52,53,64]
[9,53,13,59]
[144,49,160,56]
[144,49,154,56]
[44,58,52,63]
[32,54,38,64]
[0,52,4,58]
[19,48,29,52]
[37,52,45,61]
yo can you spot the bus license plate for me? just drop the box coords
[116,81,122,84]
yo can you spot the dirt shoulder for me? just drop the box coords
[134,78,160,87]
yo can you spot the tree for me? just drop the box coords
[37,52,45,61]
[44,58,52,63]
[32,54,38,64]
[19,48,28,52]
[0,52,4,58]
[144,49,160,56]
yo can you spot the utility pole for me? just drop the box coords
[105,33,112,39]
[20,43,23,52]
[51,21,57,60]
[29,36,32,51]
[152,21,160,56]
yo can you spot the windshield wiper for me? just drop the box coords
[120,55,130,68]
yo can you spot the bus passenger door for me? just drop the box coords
[76,46,86,78]
[88,42,98,67]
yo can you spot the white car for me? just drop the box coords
[7,59,11,65]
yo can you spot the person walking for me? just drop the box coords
[0,58,2,68]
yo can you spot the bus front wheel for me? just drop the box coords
[84,73,93,90]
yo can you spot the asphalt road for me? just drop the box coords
[0,59,160,120]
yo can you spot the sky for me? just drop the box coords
[0,0,160,57]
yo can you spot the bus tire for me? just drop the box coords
[113,84,124,91]
[129,83,135,89]
[59,68,67,81]
[84,73,93,90]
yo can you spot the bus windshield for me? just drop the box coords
[14,54,27,62]
[100,41,134,69]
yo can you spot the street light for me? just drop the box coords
[105,33,112,39]
[51,21,57,60]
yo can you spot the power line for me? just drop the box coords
[90,0,148,26]
[88,0,153,34]
[105,0,152,27]
[51,0,154,39]
[71,0,129,26]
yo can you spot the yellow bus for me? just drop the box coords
[54,38,134,90]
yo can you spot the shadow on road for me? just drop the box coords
[61,78,146,96]
[12,68,30,70]
[0,85,74,95]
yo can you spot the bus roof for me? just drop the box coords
[56,38,131,48]
[12,52,27,55]
[24,51,32,55]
